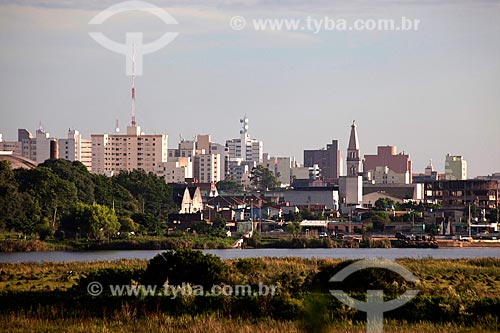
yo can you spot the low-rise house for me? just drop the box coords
[171,184,203,214]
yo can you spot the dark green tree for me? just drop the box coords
[286,221,302,238]
[39,159,95,204]
[113,170,175,218]
[65,202,119,240]
[142,249,227,288]
[92,174,138,216]
[210,214,227,237]
[216,178,244,192]
[249,165,280,191]
[0,161,27,232]
[374,198,396,211]
[14,166,78,230]
[131,212,164,235]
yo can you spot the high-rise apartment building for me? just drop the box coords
[445,154,467,180]
[226,116,263,164]
[158,157,193,183]
[364,146,412,184]
[91,124,168,176]
[304,140,342,183]
[58,129,92,171]
[196,153,221,183]
[261,154,295,187]
[0,128,57,163]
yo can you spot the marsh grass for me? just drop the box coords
[0,257,499,332]
[0,312,498,333]
[0,259,147,291]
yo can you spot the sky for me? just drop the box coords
[0,0,499,177]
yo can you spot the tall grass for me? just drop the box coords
[1,311,498,333]
[0,257,499,332]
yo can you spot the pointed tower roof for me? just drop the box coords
[348,120,359,150]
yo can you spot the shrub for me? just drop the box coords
[74,266,144,296]
[142,249,227,289]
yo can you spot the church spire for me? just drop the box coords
[348,120,359,150]
[347,120,361,176]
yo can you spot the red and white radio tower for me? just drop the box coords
[131,44,137,127]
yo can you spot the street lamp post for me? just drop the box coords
[411,209,415,232]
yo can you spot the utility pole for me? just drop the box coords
[411,209,415,232]
[468,203,472,239]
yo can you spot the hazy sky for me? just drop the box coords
[1,0,499,177]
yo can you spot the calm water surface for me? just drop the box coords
[1,248,500,263]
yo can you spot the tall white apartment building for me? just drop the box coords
[261,154,295,187]
[445,154,467,180]
[226,116,263,164]
[158,157,192,183]
[196,153,221,183]
[0,128,58,164]
[91,124,168,176]
[33,129,58,163]
[58,129,92,171]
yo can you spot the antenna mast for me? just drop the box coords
[131,44,137,127]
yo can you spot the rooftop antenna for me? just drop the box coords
[131,44,136,127]
[240,115,249,135]
[115,119,120,133]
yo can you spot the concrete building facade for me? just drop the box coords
[158,157,193,183]
[445,154,467,180]
[196,153,222,183]
[304,140,342,183]
[91,124,168,176]
[364,146,412,184]
[261,155,295,187]
[58,129,92,171]
[226,116,263,164]
[284,187,339,210]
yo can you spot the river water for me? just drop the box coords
[1,248,500,263]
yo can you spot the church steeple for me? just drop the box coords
[347,120,361,176]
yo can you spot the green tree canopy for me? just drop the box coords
[249,165,280,191]
[285,221,302,238]
[142,249,227,288]
[216,178,244,192]
[0,159,178,238]
[66,202,120,240]
[39,159,95,204]
[374,198,396,211]
[14,166,78,228]
[113,170,175,218]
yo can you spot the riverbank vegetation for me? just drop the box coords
[0,159,177,241]
[0,255,499,332]
[2,313,498,333]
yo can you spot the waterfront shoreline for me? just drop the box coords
[2,237,500,253]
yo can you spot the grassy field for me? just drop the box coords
[0,257,499,332]
[1,313,499,333]
[0,235,235,252]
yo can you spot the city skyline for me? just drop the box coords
[0,118,487,180]
[1,0,499,177]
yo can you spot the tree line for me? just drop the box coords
[0,159,177,240]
